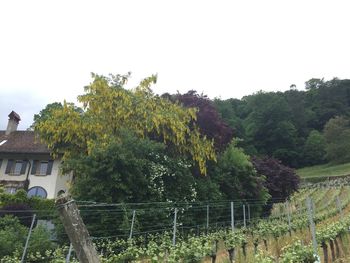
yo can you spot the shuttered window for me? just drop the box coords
[31,160,54,175]
[5,160,27,175]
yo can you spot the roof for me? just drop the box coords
[0,131,50,154]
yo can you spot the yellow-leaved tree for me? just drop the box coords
[35,73,216,174]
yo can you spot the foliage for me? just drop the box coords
[68,129,197,204]
[0,215,55,260]
[35,73,216,174]
[30,102,64,130]
[166,90,234,151]
[252,156,299,201]
[28,225,57,256]
[66,130,202,236]
[280,241,318,263]
[0,189,55,219]
[0,215,27,258]
[214,78,350,167]
[323,116,350,164]
[214,142,270,214]
[303,130,326,165]
[242,92,299,167]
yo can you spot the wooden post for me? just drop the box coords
[56,195,100,263]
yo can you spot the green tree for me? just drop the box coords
[214,141,270,215]
[243,92,299,166]
[323,116,350,163]
[303,130,326,165]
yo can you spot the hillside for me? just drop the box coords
[297,162,350,179]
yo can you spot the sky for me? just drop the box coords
[1,0,350,129]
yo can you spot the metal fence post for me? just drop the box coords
[206,205,209,230]
[172,208,178,246]
[66,243,73,263]
[247,204,251,222]
[286,201,291,232]
[336,196,343,219]
[129,210,136,240]
[21,214,36,263]
[306,197,318,258]
[231,202,235,232]
[243,204,246,228]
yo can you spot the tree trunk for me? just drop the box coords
[322,242,328,263]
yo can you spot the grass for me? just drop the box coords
[297,162,350,178]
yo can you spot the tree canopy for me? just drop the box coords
[35,73,216,174]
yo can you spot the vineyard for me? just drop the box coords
[3,181,350,262]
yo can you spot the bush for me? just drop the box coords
[0,215,27,258]
[252,156,299,201]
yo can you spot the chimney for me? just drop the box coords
[6,111,21,135]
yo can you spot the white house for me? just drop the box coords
[0,111,71,199]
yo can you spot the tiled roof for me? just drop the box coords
[0,131,50,154]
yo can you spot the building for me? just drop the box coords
[0,111,71,198]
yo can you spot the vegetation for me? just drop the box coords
[2,184,350,262]
[297,162,350,179]
[15,74,350,261]
[214,78,350,168]
[34,73,216,175]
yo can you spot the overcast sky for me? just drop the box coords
[1,0,350,130]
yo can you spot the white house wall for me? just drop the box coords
[0,158,71,199]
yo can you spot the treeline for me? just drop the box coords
[214,78,350,168]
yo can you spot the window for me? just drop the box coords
[5,160,27,175]
[27,186,47,198]
[31,160,54,176]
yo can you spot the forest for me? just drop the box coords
[214,78,350,168]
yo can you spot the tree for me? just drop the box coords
[243,92,299,166]
[67,130,197,204]
[303,130,326,165]
[30,102,63,130]
[213,98,246,142]
[252,156,299,202]
[323,116,350,163]
[35,73,216,174]
[214,142,270,215]
[62,129,201,236]
[165,91,234,151]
